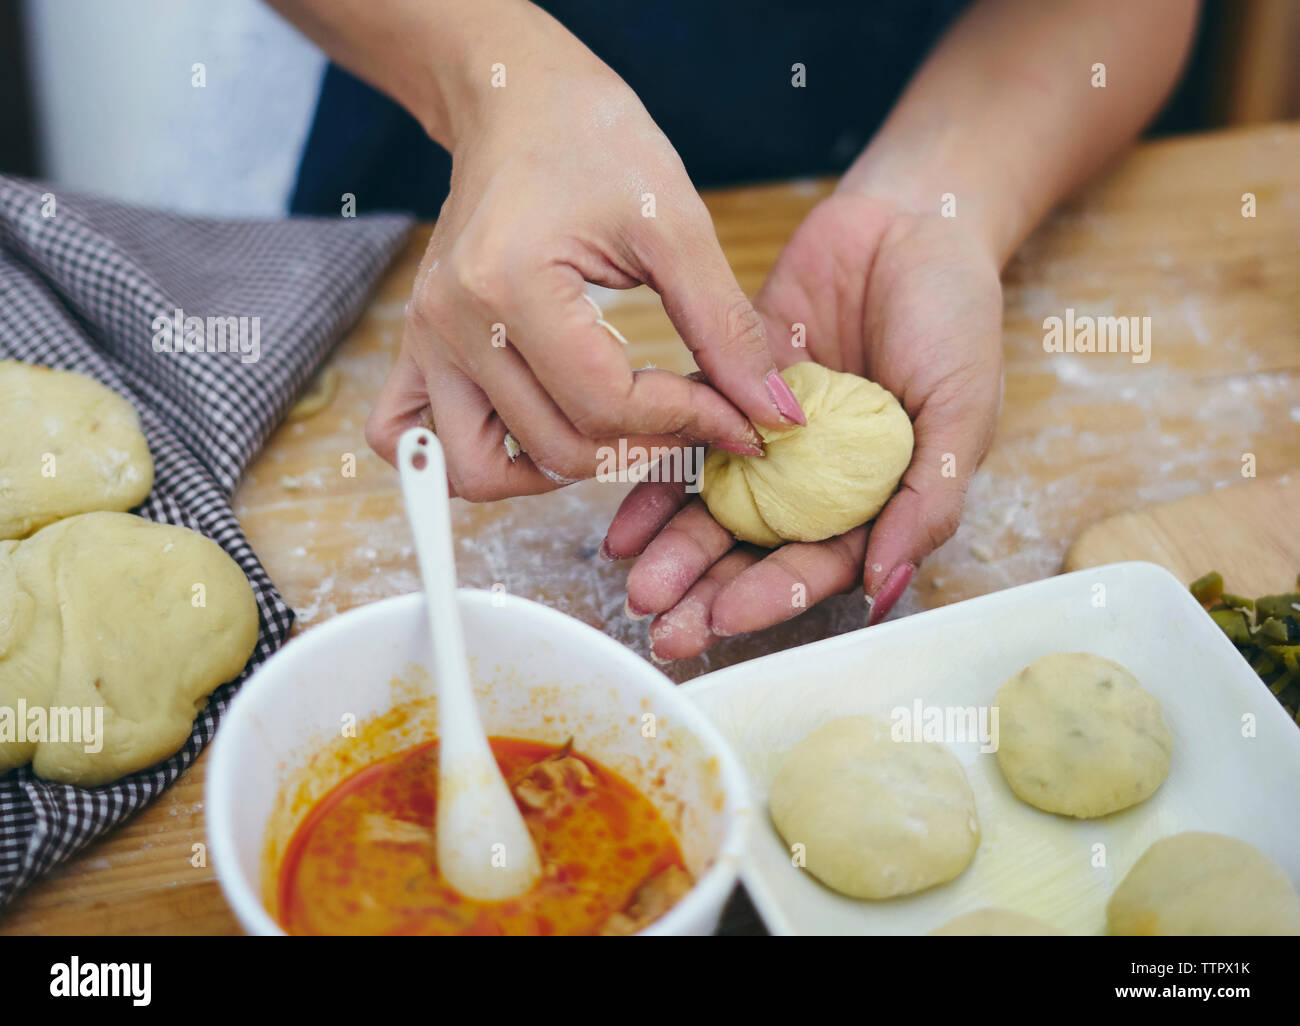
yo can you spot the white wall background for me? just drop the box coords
[22,0,325,216]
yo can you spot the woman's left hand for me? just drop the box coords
[602,191,1004,660]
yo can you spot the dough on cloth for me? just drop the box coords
[1107,832,1300,936]
[0,361,154,540]
[0,512,259,785]
[994,652,1171,818]
[700,362,913,547]
[768,715,980,899]
[286,366,340,422]
[929,908,1064,936]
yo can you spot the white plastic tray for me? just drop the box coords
[682,562,1300,935]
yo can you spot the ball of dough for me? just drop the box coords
[0,512,259,785]
[769,716,980,899]
[1108,832,1300,936]
[994,653,1171,818]
[0,362,154,540]
[929,908,1064,936]
[700,363,913,547]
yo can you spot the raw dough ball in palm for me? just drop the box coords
[930,908,1064,936]
[769,716,980,899]
[1107,832,1300,936]
[0,512,259,785]
[0,362,153,540]
[700,362,913,547]
[995,653,1171,818]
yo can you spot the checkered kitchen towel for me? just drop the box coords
[0,175,411,907]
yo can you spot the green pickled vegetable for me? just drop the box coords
[1209,607,1251,644]
[1251,651,1278,677]
[1259,617,1292,643]
[1189,571,1224,606]
[1265,645,1300,674]
[1268,669,1296,696]
[1256,594,1300,621]
[1192,571,1300,729]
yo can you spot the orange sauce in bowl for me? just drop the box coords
[277,737,688,935]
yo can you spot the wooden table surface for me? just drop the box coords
[3,122,1298,935]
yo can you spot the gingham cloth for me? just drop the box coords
[0,175,411,907]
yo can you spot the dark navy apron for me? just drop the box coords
[290,1,971,217]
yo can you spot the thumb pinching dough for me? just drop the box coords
[0,362,154,540]
[994,652,1172,819]
[768,716,980,899]
[700,363,913,547]
[0,512,259,785]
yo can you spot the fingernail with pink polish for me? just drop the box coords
[867,562,915,626]
[765,371,807,425]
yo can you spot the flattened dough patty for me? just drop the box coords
[769,716,980,899]
[995,652,1171,818]
[0,362,153,539]
[0,512,259,785]
[1108,832,1300,936]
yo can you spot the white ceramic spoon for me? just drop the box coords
[397,427,542,900]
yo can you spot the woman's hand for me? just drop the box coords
[603,192,1004,659]
[364,8,804,499]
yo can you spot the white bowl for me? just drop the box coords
[206,589,752,936]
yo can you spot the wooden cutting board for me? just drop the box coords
[1063,473,1300,597]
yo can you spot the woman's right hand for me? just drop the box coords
[365,6,804,498]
